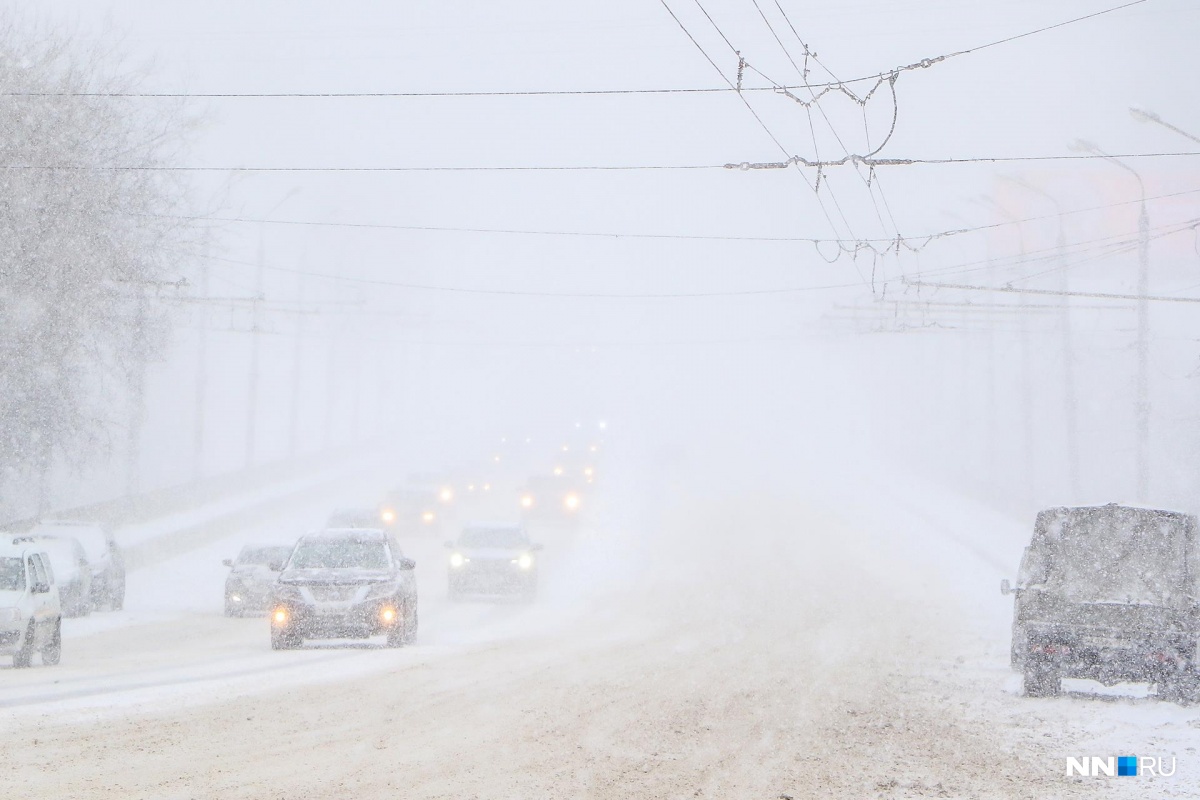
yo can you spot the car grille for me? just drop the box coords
[308,585,360,602]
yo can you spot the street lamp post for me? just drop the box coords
[1001,176,1081,498]
[1130,107,1200,145]
[1071,139,1150,501]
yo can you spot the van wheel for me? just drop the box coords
[12,623,34,668]
[40,618,61,666]
[1024,661,1061,697]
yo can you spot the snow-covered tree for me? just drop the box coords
[0,23,195,513]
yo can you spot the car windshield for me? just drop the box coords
[0,557,23,591]
[459,528,528,549]
[239,546,292,565]
[35,525,107,563]
[1040,508,1189,605]
[288,539,389,570]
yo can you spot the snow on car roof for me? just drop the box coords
[305,527,387,540]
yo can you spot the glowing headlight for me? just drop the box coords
[439,487,454,503]
[520,494,534,510]
[421,511,436,524]
[449,552,465,568]
[553,466,564,476]
[380,606,397,623]
[272,608,289,626]
[564,493,581,512]
[381,508,396,523]
[583,467,594,477]
[517,553,534,570]
[483,483,491,492]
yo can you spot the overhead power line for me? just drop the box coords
[903,279,1200,305]
[0,0,1146,99]
[157,184,1200,247]
[9,150,1198,174]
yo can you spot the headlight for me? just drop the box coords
[516,553,534,570]
[364,582,400,600]
[0,607,19,624]
[381,508,397,523]
[421,510,436,524]
[520,494,534,509]
[439,487,454,503]
[449,552,465,568]
[564,493,581,512]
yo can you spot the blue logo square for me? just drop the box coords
[1117,756,1138,776]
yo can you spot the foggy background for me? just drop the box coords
[10,0,1200,526]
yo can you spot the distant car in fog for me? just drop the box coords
[446,524,542,600]
[0,539,62,667]
[31,521,125,611]
[378,487,443,537]
[13,536,91,617]
[1003,504,1200,703]
[269,529,417,649]
[518,475,582,529]
[223,544,294,617]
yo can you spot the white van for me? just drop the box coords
[0,540,62,667]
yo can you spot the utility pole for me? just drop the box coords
[125,290,148,496]
[288,269,305,459]
[1071,140,1150,500]
[246,227,265,469]
[1002,177,1081,497]
[193,251,209,482]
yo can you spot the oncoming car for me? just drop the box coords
[0,539,62,668]
[223,544,293,616]
[446,525,543,600]
[518,475,583,529]
[269,529,417,650]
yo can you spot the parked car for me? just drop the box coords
[1003,504,1200,702]
[269,529,418,650]
[14,536,91,617]
[0,538,62,667]
[31,521,125,611]
[223,544,294,617]
[446,524,543,600]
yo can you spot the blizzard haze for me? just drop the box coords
[2,1,1200,798]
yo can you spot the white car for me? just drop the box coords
[31,520,125,611]
[0,539,62,667]
[15,536,91,617]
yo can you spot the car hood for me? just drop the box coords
[278,568,394,585]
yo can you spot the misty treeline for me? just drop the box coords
[0,21,197,517]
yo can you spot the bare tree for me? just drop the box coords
[0,20,197,516]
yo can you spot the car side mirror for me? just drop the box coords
[222,558,234,568]
[531,543,544,552]
[398,557,416,571]
[1001,578,1018,596]
[268,560,285,572]
[31,582,49,595]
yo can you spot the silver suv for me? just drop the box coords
[269,529,417,650]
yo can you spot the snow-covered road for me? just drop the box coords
[6,464,1200,798]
